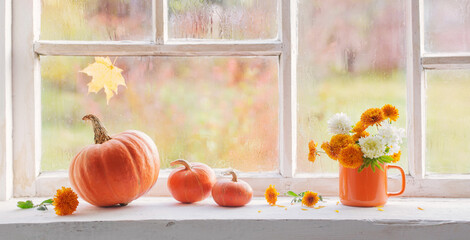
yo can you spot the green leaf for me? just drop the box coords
[286,191,298,197]
[385,147,390,154]
[319,195,323,202]
[375,156,393,164]
[358,163,366,172]
[373,161,384,171]
[41,199,53,205]
[17,200,34,209]
[382,156,394,163]
[37,205,48,211]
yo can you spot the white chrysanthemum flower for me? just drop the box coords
[327,113,352,135]
[378,122,400,144]
[358,136,386,159]
[377,122,406,154]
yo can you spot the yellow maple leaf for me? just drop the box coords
[80,57,126,104]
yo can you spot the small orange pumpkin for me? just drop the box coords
[212,170,253,207]
[69,114,160,207]
[167,159,216,203]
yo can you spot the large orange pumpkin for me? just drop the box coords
[69,114,160,207]
[212,170,253,207]
[167,159,216,203]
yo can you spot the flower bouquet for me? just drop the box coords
[308,105,407,207]
[309,104,405,172]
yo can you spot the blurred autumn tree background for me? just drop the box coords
[40,0,279,172]
[41,0,470,174]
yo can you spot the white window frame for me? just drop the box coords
[2,0,470,200]
[0,0,12,201]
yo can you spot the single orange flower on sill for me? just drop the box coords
[301,191,319,208]
[265,185,279,206]
[53,187,79,216]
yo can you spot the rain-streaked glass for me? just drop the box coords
[168,0,278,40]
[426,70,470,174]
[424,0,470,53]
[296,0,408,174]
[41,56,279,172]
[41,0,153,41]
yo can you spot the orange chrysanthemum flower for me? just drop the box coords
[321,142,336,160]
[382,104,399,122]
[265,185,279,206]
[53,187,79,216]
[352,121,367,133]
[302,191,320,208]
[330,134,355,148]
[360,108,385,127]
[308,140,319,163]
[325,134,355,160]
[338,144,364,169]
[321,135,355,160]
[391,151,401,163]
[352,131,370,142]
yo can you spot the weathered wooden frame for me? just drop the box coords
[5,0,470,199]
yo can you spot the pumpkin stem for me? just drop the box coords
[170,159,192,170]
[82,114,112,144]
[224,170,238,182]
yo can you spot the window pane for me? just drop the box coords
[168,0,278,40]
[41,56,279,172]
[41,0,153,41]
[296,0,408,174]
[424,0,470,53]
[426,70,470,174]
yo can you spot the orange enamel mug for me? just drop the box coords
[339,163,406,207]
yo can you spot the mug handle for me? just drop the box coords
[386,165,406,197]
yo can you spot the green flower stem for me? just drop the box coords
[17,199,53,211]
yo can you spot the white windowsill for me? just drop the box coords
[1,197,469,240]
